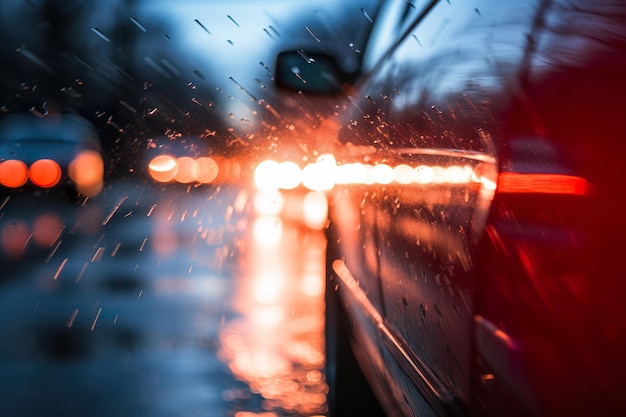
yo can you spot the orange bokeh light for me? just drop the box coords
[196,157,219,183]
[174,156,200,183]
[148,155,178,183]
[29,159,62,188]
[0,160,29,188]
[69,151,104,196]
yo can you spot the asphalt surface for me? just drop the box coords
[0,182,328,417]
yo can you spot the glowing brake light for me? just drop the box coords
[29,159,62,188]
[0,160,29,188]
[496,173,591,196]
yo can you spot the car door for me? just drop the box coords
[327,0,436,321]
[337,0,543,412]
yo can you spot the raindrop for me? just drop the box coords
[130,17,147,32]
[229,76,257,101]
[195,19,211,35]
[61,87,81,98]
[91,308,102,331]
[76,263,88,283]
[305,26,321,42]
[102,196,127,226]
[193,69,205,80]
[259,61,272,74]
[269,25,280,37]
[412,34,422,46]
[53,258,68,280]
[475,8,482,16]
[297,50,315,64]
[111,243,121,257]
[91,27,111,42]
[92,247,105,262]
[361,8,373,23]
[67,310,78,328]
[0,196,9,210]
[227,15,240,27]
[46,240,62,262]
[187,82,197,90]
[263,28,275,39]
[349,42,361,53]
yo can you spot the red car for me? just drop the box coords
[276,0,626,416]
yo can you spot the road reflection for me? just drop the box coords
[219,213,328,417]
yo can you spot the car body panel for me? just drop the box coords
[323,0,626,416]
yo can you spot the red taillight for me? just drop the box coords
[0,160,29,188]
[496,173,591,196]
[29,159,62,188]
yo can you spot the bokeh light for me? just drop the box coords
[0,160,29,188]
[29,159,62,188]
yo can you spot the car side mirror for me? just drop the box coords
[275,50,347,95]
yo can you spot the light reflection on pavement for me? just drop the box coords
[219,217,327,417]
[0,183,328,417]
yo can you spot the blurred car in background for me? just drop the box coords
[0,112,104,198]
[275,0,626,416]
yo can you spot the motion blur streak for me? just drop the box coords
[254,157,481,191]
[496,173,591,195]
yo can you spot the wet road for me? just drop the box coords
[0,182,328,417]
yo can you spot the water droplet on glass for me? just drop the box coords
[361,8,374,23]
[195,19,211,35]
[305,26,321,42]
[296,50,315,64]
[227,15,240,27]
[91,27,111,42]
[130,17,147,32]
[263,28,275,39]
